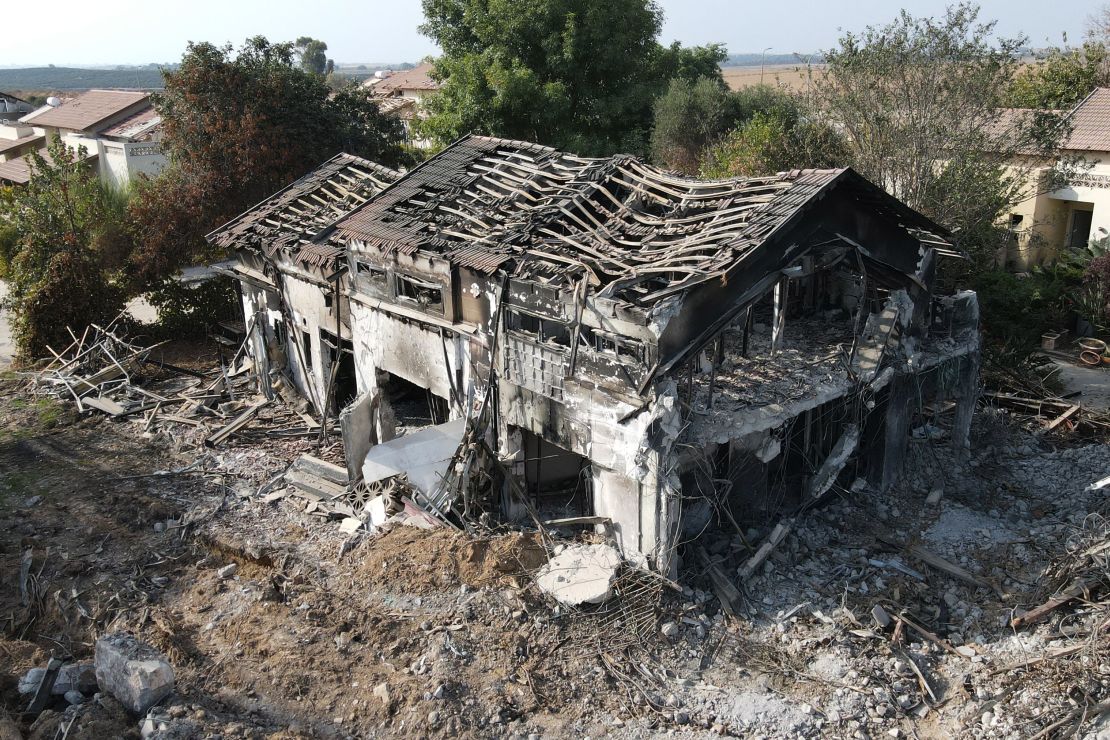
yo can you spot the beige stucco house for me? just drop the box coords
[0,90,165,188]
[1009,88,1110,267]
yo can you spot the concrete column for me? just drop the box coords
[951,351,980,457]
[872,372,917,491]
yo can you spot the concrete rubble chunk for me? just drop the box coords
[18,667,45,695]
[534,543,621,606]
[94,633,175,715]
[52,662,97,695]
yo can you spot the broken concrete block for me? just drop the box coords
[871,604,892,629]
[373,681,392,705]
[925,487,943,506]
[338,517,364,535]
[534,543,621,606]
[94,633,175,715]
[52,662,97,695]
[18,667,45,695]
[660,621,680,638]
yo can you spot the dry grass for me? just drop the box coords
[721,64,826,92]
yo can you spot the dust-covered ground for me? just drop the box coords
[1,365,1108,739]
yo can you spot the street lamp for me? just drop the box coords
[760,47,773,84]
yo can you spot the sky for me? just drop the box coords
[1,0,1103,67]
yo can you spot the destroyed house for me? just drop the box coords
[216,136,981,576]
[209,153,401,416]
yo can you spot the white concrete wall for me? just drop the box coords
[1049,153,1110,249]
[348,297,473,409]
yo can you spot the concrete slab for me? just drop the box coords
[361,418,466,495]
[1051,358,1110,412]
[535,543,622,606]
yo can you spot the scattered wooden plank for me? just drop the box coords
[82,396,128,416]
[204,399,269,447]
[542,515,612,527]
[895,613,967,659]
[1045,404,1080,431]
[989,644,1085,675]
[1011,578,1100,630]
[740,517,793,580]
[697,547,742,618]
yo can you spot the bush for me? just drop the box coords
[145,275,240,339]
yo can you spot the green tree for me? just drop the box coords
[811,3,1072,266]
[295,36,332,76]
[0,137,127,360]
[128,36,405,289]
[701,108,846,178]
[417,0,726,155]
[650,77,736,173]
[1007,43,1110,109]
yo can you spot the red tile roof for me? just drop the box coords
[22,90,150,133]
[372,62,440,95]
[0,147,98,185]
[1066,88,1110,153]
[0,133,43,156]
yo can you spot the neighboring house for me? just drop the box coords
[0,93,44,175]
[1009,88,1110,266]
[209,154,402,422]
[0,124,43,164]
[211,136,981,575]
[0,89,166,188]
[0,92,34,119]
[365,62,440,148]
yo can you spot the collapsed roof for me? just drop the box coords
[207,153,401,270]
[333,135,954,307]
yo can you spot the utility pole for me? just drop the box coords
[760,47,772,84]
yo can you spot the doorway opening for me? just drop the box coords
[516,427,592,518]
[380,371,449,437]
[321,329,357,413]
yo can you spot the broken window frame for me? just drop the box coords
[352,258,389,292]
[394,272,445,316]
[505,307,571,349]
[578,325,645,365]
[301,329,313,372]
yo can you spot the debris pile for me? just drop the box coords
[28,324,331,448]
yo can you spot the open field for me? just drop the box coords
[721,64,825,92]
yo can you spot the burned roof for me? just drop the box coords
[334,135,952,304]
[22,90,150,133]
[100,107,162,141]
[207,153,402,268]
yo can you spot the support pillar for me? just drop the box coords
[951,351,980,458]
[872,372,917,491]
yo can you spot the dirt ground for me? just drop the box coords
[721,64,823,92]
[1,354,1109,738]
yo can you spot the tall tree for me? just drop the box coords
[128,36,405,288]
[0,137,127,359]
[417,0,726,155]
[811,3,1073,264]
[650,77,736,173]
[1007,43,1110,109]
[295,36,333,76]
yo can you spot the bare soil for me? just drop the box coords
[1,365,1108,739]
